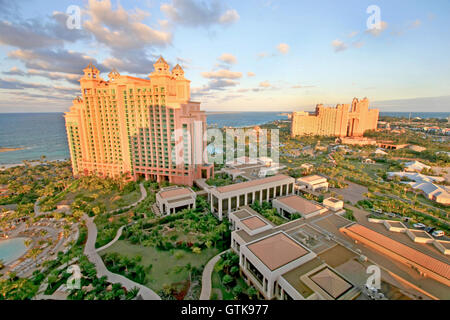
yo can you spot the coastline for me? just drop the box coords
[0,147,24,153]
[0,159,68,171]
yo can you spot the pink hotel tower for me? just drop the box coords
[64,57,214,186]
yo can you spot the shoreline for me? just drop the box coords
[0,159,68,171]
[0,147,24,153]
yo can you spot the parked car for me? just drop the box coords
[413,223,426,229]
[425,227,436,234]
[432,230,445,238]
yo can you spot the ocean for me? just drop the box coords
[0,111,448,165]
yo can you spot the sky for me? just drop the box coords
[0,0,449,113]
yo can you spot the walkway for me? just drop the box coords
[96,225,125,252]
[109,183,147,214]
[199,250,229,300]
[83,215,161,300]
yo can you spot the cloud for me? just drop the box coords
[259,81,271,88]
[201,69,242,79]
[257,52,268,59]
[247,72,255,77]
[161,0,239,28]
[366,21,388,36]
[8,49,105,75]
[277,43,290,54]
[218,53,237,65]
[219,9,240,24]
[84,0,172,52]
[2,66,26,76]
[348,31,359,38]
[0,78,48,90]
[0,12,89,50]
[409,19,422,28]
[331,39,348,52]
[292,84,316,89]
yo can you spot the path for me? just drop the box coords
[96,225,125,252]
[83,215,161,300]
[199,250,229,300]
[108,183,147,214]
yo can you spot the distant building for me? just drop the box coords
[296,175,329,192]
[65,57,213,186]
[403,161,431,172]
[291,98,379,138]
[323,197,344,212]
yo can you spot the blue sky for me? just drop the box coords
[0,0,449,112]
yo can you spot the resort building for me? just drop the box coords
[230,207,360,300]
[323,197,344,212]
[156,186,196,215]
[291,98,379,138]
[64,57,213,186]
[209,175,295,220]
[341,224,450,287]
[273,195,327,219]
[296,175,329,192]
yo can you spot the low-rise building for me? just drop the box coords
[209,174,295,220]
[296,175,329,192]
[273,195,327,219]
[230,207,360,300]
[156,186,197,215]
[323,197,344,212]
[403,160,431,172]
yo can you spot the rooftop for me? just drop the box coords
[298,175,326,183]
[159,187,193,199]
[241,216,269,231]
[247,232,309,271]
[309,267,353,299]
[342,224,450,280]
[216,174,292,194]
[231,209,253,220]
[276,195,324,215]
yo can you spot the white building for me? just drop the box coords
[323,197,344,212]
[230,207,360,300]
[273,195,327,219]
[403,161,431,172]
[209,174,295,220]
[296,175,329,192]
[156,187,197,215]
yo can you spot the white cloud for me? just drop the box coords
[218,53,237,65]
[161,0,239,28]
[348,31,359,38]
[331,39,348,52]
[366,21,388,36]
[259,81,271,88]
[219,9,240,24]
[201,69,242,79]
[277,43,290,54]
[247,72,255,77]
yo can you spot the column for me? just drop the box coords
[228,198,231,215]
[218,197,223,220]
[244,193,248,206]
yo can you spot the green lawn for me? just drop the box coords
[101,240,219,296]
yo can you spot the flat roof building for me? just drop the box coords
[230,206,360,300]
[273,195,327,219]
[156,186,196,215]
[341,224,450,286]
[209,174,295,220]
[296,175,329,192]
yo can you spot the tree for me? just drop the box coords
[222,274,233,287]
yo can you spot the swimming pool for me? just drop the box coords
[0,237,30,265]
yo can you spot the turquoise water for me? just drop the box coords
[0,237,29,264]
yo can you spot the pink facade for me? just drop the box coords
[65,57,213,186]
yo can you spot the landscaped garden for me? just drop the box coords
[210,251,258,300]
[100,197,231,300]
